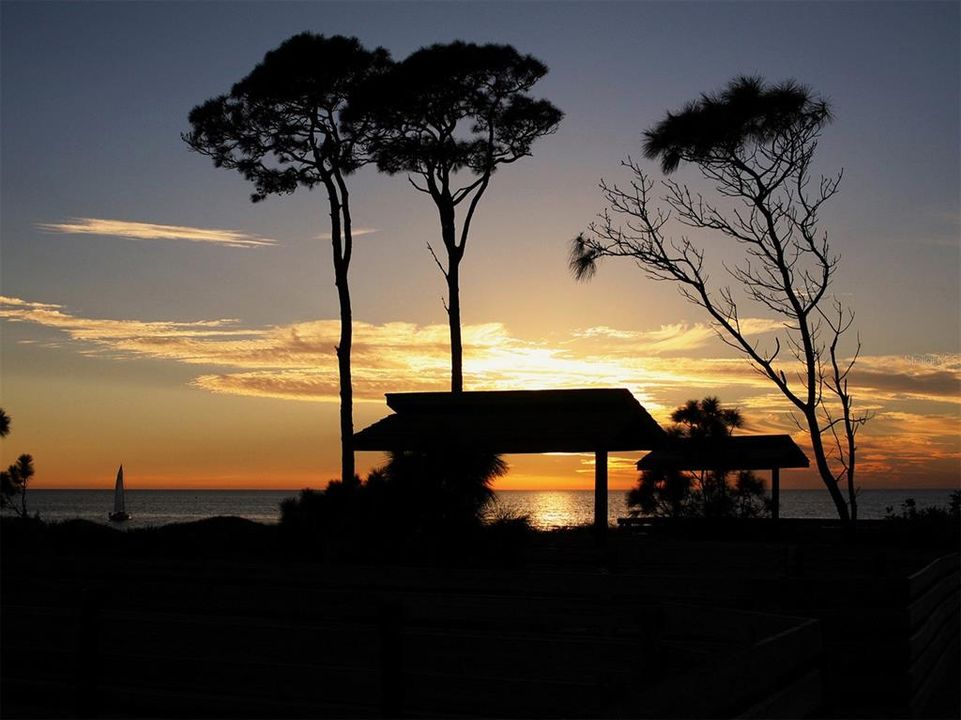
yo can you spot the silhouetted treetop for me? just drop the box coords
[232,33,385,102]
[670,397,744,440]
[347,41,563,178]
[184,32,391,201]
[1,453,34,518]
[184,32,390,484]
[344,40,561,393]
[627,396,768,519]
[643,75,832,173]
[571,75,865,523]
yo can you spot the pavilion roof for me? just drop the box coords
[353,388,666,453]
[636,434,809,471]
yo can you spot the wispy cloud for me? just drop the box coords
[315,227,379,240]
[0,296,250,342]
[851,355,961,404]
[571,323,717,353]
[569,319,783,355]
[37,218,277,249]
[3,295,959,482]
[5,296,959,409]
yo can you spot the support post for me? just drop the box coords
[772,467,780,521]
[594,449,608,532]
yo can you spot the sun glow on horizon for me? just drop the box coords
[3,294,959,491]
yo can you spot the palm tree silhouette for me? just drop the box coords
[669,396,744,440]
[371,450,506,530]
[629,397,767,518]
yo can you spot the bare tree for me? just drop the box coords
[571,77,869,523]
[184,34,390,484]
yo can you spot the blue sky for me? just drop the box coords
[1,1,958,488]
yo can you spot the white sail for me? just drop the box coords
[114,465,125,514]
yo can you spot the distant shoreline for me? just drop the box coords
[25,485,961,492]
[16,487,958,530]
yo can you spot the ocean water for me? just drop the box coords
[490,488,956,529]
[15,488,957,531]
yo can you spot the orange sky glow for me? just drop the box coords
[2,3,958,499]
[2,296,958,492]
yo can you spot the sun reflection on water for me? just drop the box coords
[525,491,584,529]
[489,490,624,530]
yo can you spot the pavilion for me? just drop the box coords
[353,388,666,530]
[636,435,810,519]
[354,389,809,527]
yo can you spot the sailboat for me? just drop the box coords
[108,464,130,522]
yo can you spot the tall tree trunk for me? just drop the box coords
[805,410,850,523]
[439,202,463,393]
[847,451,858,522]
[326,182,354,484]
[335,260,354,483]
[447,256,463,393]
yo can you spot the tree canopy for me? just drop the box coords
[670,396,744,440]
[628,397,768,519]
[0,409,33,518]
[571,76,865,523]
[184,33,391,484]
[350,41,563,179]
[184,32,391,200]
[346,41,562,392]
[642,75,831,174]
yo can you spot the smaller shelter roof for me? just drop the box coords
[636,435,809,471]
[354,388,666,453]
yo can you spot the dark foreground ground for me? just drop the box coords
[1,516,958,719]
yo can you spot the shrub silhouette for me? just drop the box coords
[0,409,35,518]
[280,450,509,562]
[881,491,961,547]
[628,397,771,519]
[370,450,504,532]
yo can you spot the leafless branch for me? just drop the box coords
[426,242,448,279]
[574,86,867,522]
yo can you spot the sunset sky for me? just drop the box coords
[1,1,958,492]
